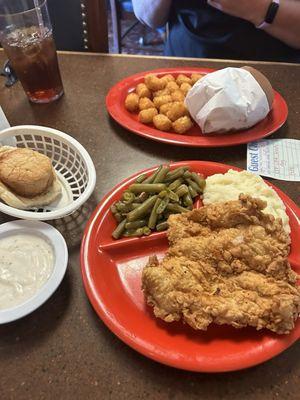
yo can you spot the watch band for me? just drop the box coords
[256,0,280,29]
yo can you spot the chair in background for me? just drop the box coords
[109,0,165,54]
[109,0,136,53]
[48,0,108,52]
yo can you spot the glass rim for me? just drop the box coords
[0,0,47,18]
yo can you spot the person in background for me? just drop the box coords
[132,0,300,62]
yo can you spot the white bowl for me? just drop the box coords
[0,125,96,220]
[0,220,68,324]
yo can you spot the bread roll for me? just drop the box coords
[0,146,62,210]
[241,66,274,109]
[0,148,54,197]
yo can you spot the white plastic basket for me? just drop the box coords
[0,125,96,220]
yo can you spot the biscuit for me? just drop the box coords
[0,148,54,197]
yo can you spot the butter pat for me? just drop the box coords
[185,67,271,134]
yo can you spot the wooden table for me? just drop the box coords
[0,51,299,400]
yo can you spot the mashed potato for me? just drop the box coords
[203,169,290,234]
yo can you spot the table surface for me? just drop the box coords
[0,51,299,400]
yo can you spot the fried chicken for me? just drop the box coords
[142,195,300,334]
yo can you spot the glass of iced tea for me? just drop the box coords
[0,0,63,103]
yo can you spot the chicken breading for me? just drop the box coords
[142,195,300,334]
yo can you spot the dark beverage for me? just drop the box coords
[2,26,63,103]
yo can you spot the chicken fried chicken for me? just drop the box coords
[142,195,300,334]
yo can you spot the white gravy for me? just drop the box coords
[0,234,54,310]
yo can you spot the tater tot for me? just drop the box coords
[159,102,173,115]
[153,88,170,97]
[144,74,166,91]
[153,114,172,131]
[138,107,158,124]
[166,81,179,92]
[161,74,175,84]
[153,95,173,108]
[125,92,139,112]
[166,102,189,122]
[136,83,152,98]
[191,73,204,85]
[172,116,194,134]
[171,89,185,102]
[139,97,155,110]
[180,82,192,96]
[176,74,192,86]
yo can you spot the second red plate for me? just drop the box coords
[81,161,300,372]
[106,67,288,147]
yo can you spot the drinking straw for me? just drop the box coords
[34,0,44,33]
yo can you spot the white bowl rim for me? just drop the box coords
[0,220,68,324]
[0,125,96,220]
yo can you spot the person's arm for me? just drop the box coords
[208,0,300,49]
[132,0,172,29]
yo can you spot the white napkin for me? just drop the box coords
[185,67,270,134]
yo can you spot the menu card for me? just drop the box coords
[247,139,300,181]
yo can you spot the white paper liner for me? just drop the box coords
[185,67,270,134]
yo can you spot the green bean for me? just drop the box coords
[115,201,123,211]
[132,202,143,209]
[135,192,148,203]
[175,184,189,198]
[166,166,189,177]
[156,198,169,214]
[110,203,118,214]
[148,198,162,229]
[165,167,187,181]
[166,203,190,213]
[135,173,148,183]
[183,170,192,179]
[122,191,135,203]
[183,192,193,207]
[112,219,126,239]
[188,185,198,198]
[143,227,151,236]
[115,202,133,213]
[156,221,168,232]
[126,195,158,222]
[123,228,144,237]
[190,172,206,191]
[158,190,168,198]
[114,212,123,222]
[143,166,162,184]
[125,220,147,230]
[129,183,166,193]
[168,178,183,192]
[153,166,170,183]
[167,190,179,203]
[112,164,205,238]
[186,178,202,194]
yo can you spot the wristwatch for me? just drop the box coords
[256,0,280,29]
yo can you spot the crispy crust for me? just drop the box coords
[142,195,300,334]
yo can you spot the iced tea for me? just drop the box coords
[2,26,63,103]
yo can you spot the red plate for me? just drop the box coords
[81,161,300,372]
[106,68,288,147]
